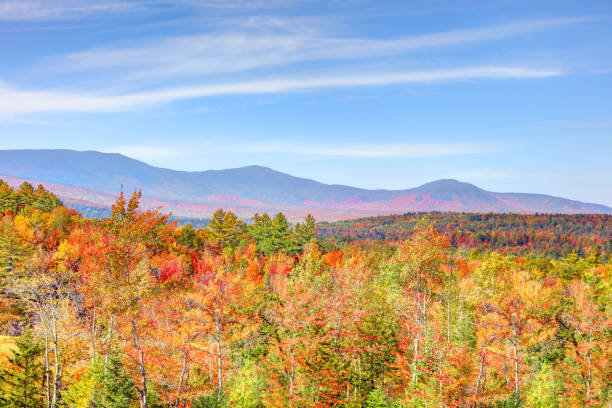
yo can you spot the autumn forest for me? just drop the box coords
[0,180,610,408]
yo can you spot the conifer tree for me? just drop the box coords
[207,209,245,250]
[0,180,17,214]
[365,386,389,408]
[92,353,138,408]
[0,331,45,408]
[0,217,33,275]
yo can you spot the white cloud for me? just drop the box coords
[100,140,505,160]
[0,66,562,117]
[48,17,585,79]
[239,141,505,158]
[450,170,552,180]
[100,145,186,160]
[0,0,139,21]
[0,0,343,21]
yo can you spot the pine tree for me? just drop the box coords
[0,180,17,214]
[31,184,62,212]
[92,353,138,408]
[365,386,389,408]
[0,332,45,408]
[0,217,32,276]
[207,209,244,250]
[15,182,35,211]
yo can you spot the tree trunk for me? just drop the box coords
[51,309,60,408]
[131,320,148,408]
[216,323,222,402]
[473,348,486,408]
[447,265,452,343]
[174,339,190,408]
[289,325,295,408]
[512,320,519,405]
[412,337,419,383]
[42,316,51,408]
[586,329,592,407]
[90,308,96,363]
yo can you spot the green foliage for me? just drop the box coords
[249,212,316,255]
[176,223,203,249]
[90,353,139,408]
[63,354,140,408]
[207,209,246,250]
[0,331,44,408]
[191,393,226,408]
[365,386,390,408]
[0,180,62,215]
[227,359,262,408]
[62,361,100,408]
[0,217,33,276]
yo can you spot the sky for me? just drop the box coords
[0,0,611,206]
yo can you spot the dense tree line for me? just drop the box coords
[317,212,612,260]
[0,188,610,407]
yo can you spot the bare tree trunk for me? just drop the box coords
[289,325,296,408]
[90,308,96,363]
[216,323,222,402]
[51,309,60,408]
[586,329,592,407]
[472,348,486,408]
[447,264,452,343]
[131,320,148,408]
[208,341,213,381]
[412,337,419,383]
[512,321,519,405]
[174,340,190,408]
[104,315,114,375]
[43,316,51,408]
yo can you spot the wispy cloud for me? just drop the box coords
[0,0,140,21]
[237,141,506,158]
[0,66,561,117]
[47,17,585,79]
[450,170,552,180]
[100,145,186,160]
[100,140,505,161]
[0,0,337,22]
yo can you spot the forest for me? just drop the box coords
[0,179,610,407]
[317,212,612,260]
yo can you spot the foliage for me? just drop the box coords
[0,185,610,408]
[0,331,44,408]
[318,212,612,260]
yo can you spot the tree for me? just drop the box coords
[0,217,32,275]
[364,386,389,408]
[186,254,258,403]
[207,209,245,251]
[0,180,17,214]
[560,280,611,407]
[0,331,45,408]
[93,353,139,408]
[71,190,173,408]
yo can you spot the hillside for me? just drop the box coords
[0,149,610,220]
[317,212,612,259]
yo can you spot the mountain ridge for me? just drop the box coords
[0,149,610,220]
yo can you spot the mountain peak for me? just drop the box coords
[0,149,609,219]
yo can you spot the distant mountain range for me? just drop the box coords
[0,149,610,220]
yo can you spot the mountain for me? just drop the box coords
[0,149,610,220]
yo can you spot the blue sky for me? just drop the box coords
[0,0,611,205]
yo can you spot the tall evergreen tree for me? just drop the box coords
[0,332,45,408]
[207,209,245,250]
[364,386,389,408]
[0,217,33,276]
[0,180,17,214]
[91,354,138,408]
